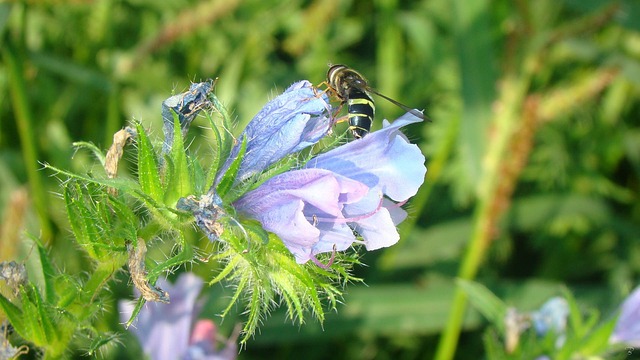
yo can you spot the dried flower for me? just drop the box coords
[162,81,214,155]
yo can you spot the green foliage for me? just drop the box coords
[462,281,622,360]
[211,230,361,344]
[19,85,360,353]
[135,122,163,203]
[0,240,113,358]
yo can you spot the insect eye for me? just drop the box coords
[352,79,366,87]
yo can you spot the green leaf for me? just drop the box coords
[0,292,25,336]
[205,97,235,190]
[456,279,508,334]
[124,297,146,329]
[453,0,497,198]
[216,135,247,199]
[147,241,195,282]
[206,123,225,191]
[30,283,58,345]
[72,141,107,166]
[27,234,57,304]
[135,122,163,203]
[106,193,139,246]
[81,263,121,309]
[49,164,173,230]
[563,287,586,338]
[20,284,55,346]
[86,332,121,355]
[578,315,618,355]
[46,163,142,197]
[190,155,207,195]
[64,181,104,259]
[54,274,81,309]
[163,112,192,205]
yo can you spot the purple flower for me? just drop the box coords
[185,321,240,360]
[611,286,640,347]
[531,297,569,337]
[234,113,426,264]
[119,273,238,360]
[216,80,332,185]
[531,297,569,349]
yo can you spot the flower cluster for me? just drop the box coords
[234,113,425,264]
[193,80,426,264]
[125,78,427,348]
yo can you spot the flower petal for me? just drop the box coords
[234,113,426,263]
[235,168,368,263]
[217,81,332,184]
[119,273,204,360]
[306,112,426,202]
[611,286,640,346]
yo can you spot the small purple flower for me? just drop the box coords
[119,273,237,360]
[611,286,640,347]
[531,297,569,337]
[185,321,240,360]
[216,80,332,185]
[234,113,426,264]
[530,297,569,349]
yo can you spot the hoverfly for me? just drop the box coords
[326,64,426,139]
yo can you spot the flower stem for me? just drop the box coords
[3,41,53,242]
[435,67,534,359]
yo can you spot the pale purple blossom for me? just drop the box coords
[531,296,569,349]
[119,273,237,360]
[611,286,640,347]
[215,80,332,185]
[531,297,569,337]
[234,113,426,264]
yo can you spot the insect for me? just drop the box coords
[326,64,426,138]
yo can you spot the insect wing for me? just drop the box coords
[367,88,426,120]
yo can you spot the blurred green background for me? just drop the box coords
[1,0,639,358]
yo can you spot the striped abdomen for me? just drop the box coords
[346,88,375,139]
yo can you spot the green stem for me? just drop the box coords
[82,262,121,307]
[435,65,535,359]
[2,41,53,242]
[375,0,401,119]
[104,84,122,150]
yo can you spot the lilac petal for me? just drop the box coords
[310,220,359,254]
[307,113,423,252]
[531,297,569,336]
[333,189,397,250]
[185,320,239,360]
[306,112,426,202]
[352,207,399,250]
[611,286,640,346]
[383,198,409,225]
[216,81,332,184]
[234,168,368,263]
[119,273,204,360]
